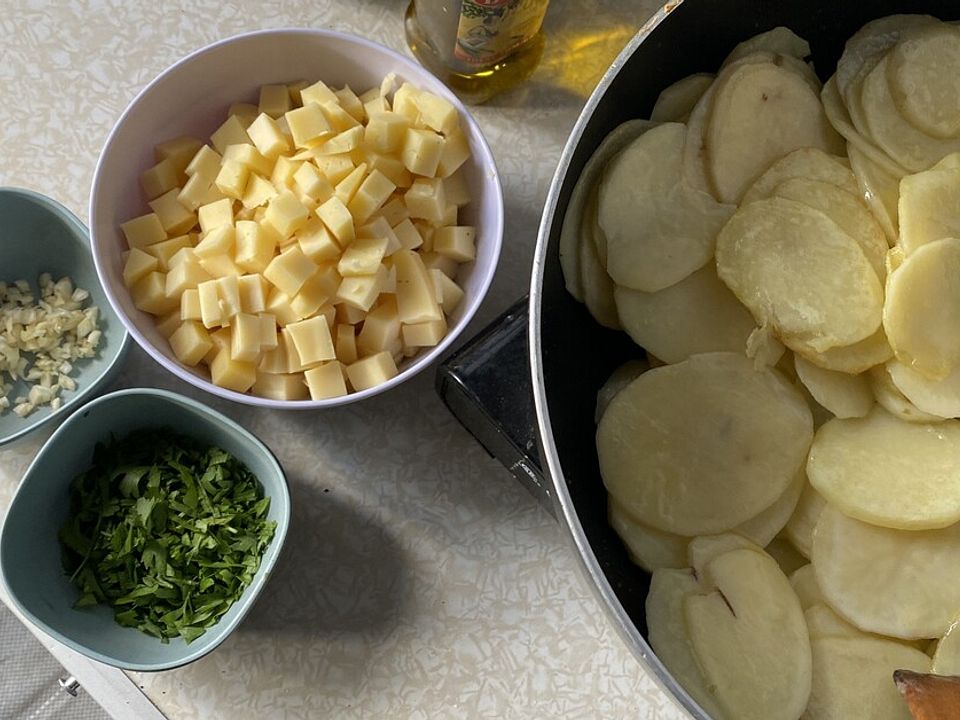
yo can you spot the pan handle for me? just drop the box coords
[435,297,555,517]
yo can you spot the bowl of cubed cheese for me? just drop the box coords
[89,28,503,407]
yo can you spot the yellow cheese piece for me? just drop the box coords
[296,218,341,262]
[289,274,331,320]
[404,178,447,224]
[198,198,234,234]
[120,212,167,249]
[287,315,336,366]
[234,220,277,273]
[357,298,400,356]
[304,361,348,399]
[338,237,388,277]
[362,93,390,120]
[264,190,310,239]
[132,271,178,315]
[335,323,358,364]
[178,172,218,212]
[215,160,249,200]
[144,234,194,270]
[364,111,411,154]
[266,287,299,327]
[210,348,256,393]
[155,309,182,339]
[230,312,262,363]
[320,101,361,133]
[402,316,447,347]
[258,340,288,374]
[203,326,231,364]
[285,103,332,149]
[377,197,410,227]
[259,313,278,349]
[392,83,421,123]
[238,274,267,314]
[440,203,458,226]
[382,263,397,294]
[123,248,159,287]
[415,91,459,136]
[241,174,278,210]
[211,114,252,155]
[216,275,242,320]
[293,162,334,202]
[185,145,222,179]
[169,321,213,366]
[336,302,367,325]
[166,247,197,269]
[223,143,274,176]
[228,103,260,128]
[334,163,368,205]
[180,288,201,321]
[437,130,470,178]
[140,158,179,201]
[270,155,302,191]
[401,128,443,177]
[359,217,401,255]
[155,136,203,175]
[316,304,336,329]
[421,251,458,279]
[197,279,222,328]
[416,221,435,252]
[393,218,423,251]
[336,264,387,312]
[363,152,412,189]
[198,253,241,279]
[316,195,355,244]
[348,169,396,224]
[314,155,355,185]
[433,226,476,262]
[286,80,309,105]
[194,224,234,258]
[280,327,306,373]
[263,245,318,297]
[318,126,364,156]
[430,269,464,314]
[165,259,212,298]
[444,169,471,206]
[253,371,308,401]
[259,84,292,118]
[394,249,443,323]
[335,85,365,122]
[247,113,292,159]
[300,79,338,107]
[346,351,398,391]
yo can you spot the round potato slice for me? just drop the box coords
[898,167,960,256]
[613,264,755,364]
[741,147,858,204]
[888,24,960,139]
[682,83,717,195]
[784,481,826,559]
[559,119,654,301]
[722,26,811,65]
[595,359,648,423]
[789,564,824,610]
[805,604,865,641]
[808,407,960,530]
[793,354,873,419]
[787,326,894,375]
[868,364,944,423]
[650,73,715,123]
[846,142,901,242]
[932,616,960,675]
[608,499,687,571]
[706,61,843,203]
[746,325,787,369]
[736,471,805,547]
[813,504,960,638]
[887,359,960,418]
[598,122,736,292]
[764,537,808,577]
[804,636,931,720]
[716,196,883,353]
[884,237,960,379]
[578,191,619,329]
[597,352,812,536]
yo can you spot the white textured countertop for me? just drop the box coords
[0,1,686,718]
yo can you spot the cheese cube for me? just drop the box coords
[346,351,398,391]
[215,160,250,200]
[304,361,348,400]
[268,156,301,192]
[422,251,459,279]
[155,309,182,339]
[357,298,400,356]
[155,136,203,175]
[336,302,367,325]
[132,271,178,315]
[165,259,212,298]
[338,237,388,277]
[364,152,412,188]
[203,326,232,363]
[198,198,234,234]
[441,203,458,226]
[140,158,179,200]
[216,275,242,320]
[266,287,299,327]
[430,269,464,314]
[335,323,358,364]
[415,221,435,252]
[280,327,306,373]
[263,245,317,297]
[359,217,400,252]
[402,316,447,348]
[259,313,278,349]
[316,195,355,244]
[197,279,222,328]
[394,249,442,323]
[198,253,241,279]
[444,169,471,206]
[382,263,397,294]
[230,312,262,362]
[401,128,443,177]
[316,304,336,329]
[253,371,309,401]
[120,212,167,248]
[234,220,277,273]
[335,85,365,122]
[300,79,338,107]
[194,224,234,257]
[296,218,340,262]
[238,274,268,314]
[287,315,335,366]
[415,91,459,136]
[223,143,274,176]
[393,218,423,251]
[170,321,213,366]
[286,80,309,105]
[123,247,159,287]
[335,264,387,312]
[362,93,389,120]
[259,84,292,118]
[392,83,421,123]
[177,173,215,212]
[228,103,260,128]
[334,163,368,205]
[433,226,476,262]
[211,114,252,155]
[241,174,278,210]
[314,155,355,185]
[264,190,310,239]
[285,103,332,148]
[348,169,396,224]
[247,113,292,159]
[378,197,410,227]
[318,126,363,155]
[320,101,361,133]
[258,341,289,374]
[364,111,410,154]
[185,145,222,178]
[210,348,256,393]
[404,178,447,224]
[438,130,470,178]
[181,288,201,321]
[290,268,334,319]
[292,162,334,203]
[145,234,194,270]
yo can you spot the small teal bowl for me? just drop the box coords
[0,187,129,447]
[0,388,290,671]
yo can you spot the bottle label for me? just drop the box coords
[453,0,549,67]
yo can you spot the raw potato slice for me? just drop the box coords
[884,237,960,379]
[608,500,687,571]
[646,569,725,718]
[861,56,960,173]
[597,352,812,536]
[887,360,960,418]
[559,119,654,300]
[934,151,960,171]
[684,548,812,720]
[898,167,960,255]
[681,83,717,196]
[650,73,714,122]
[793,354,873,418]
[598,122,735,292]
[787,326,893,375]
[772,178,888,280]
[715,197,883,352]
[578,191,619,330]
[804,636,931,720]
[847,142,901,242]
[736,471,805,547]
[764,537,808,577]
[790,565,824,610]
[805,604,864,640]
[688,533,763,580]
[706,61,843,203]
[723,26,811,65]
[808,407,960,530]
[613,264,755,364]
[933,617,960,675]
[868,364,944,423]
[813,505,960,639]
[888,24,960,139]
[741,148,858,205]
[784,481,826,559]
[746,325,786,369]
[595,359,648,422]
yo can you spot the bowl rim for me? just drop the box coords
[89,26,504,410]
[0,386,291,671]
[0,186,131,448]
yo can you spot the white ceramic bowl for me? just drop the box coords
[90,28,503,408]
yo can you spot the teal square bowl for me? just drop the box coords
[0,388,290,671]
[0,187,129,446]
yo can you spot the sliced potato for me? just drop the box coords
[932,616,960,675]
[706,61,843,203]
[684,548,812,720]
[716,196,883,352]
[746,325,786,369]
[790,564,824,610]
[736,471,805,547]
[595,359,648,422]
[722,26,811,65]
[933,151,960,170]
[646,569,725,718]
[650,73,714,122]
[688,533,763,580]
[884,236,960,379]
[578,191,619,329]
[741,147,858,204]
[887,359,960,418]
[597,352,812,536]
[608,499,687,571]
[868,363,944,423]
[598,122,735,292]
[613,264,755,364]
[805,604,865,641]
[681,83,717,195]
[784,481,827,558]
[764,536,808,577]
[804,636,930,720]
[793,354,873,419]
[888,24,960,139]
[786,325,894,375]
[898,167,960,255]
[846,142,901,242]
[813,504,960,638]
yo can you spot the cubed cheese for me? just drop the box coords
[131,271,178,315]
[404,178,447,224]
[336,302,367,325]
[316,195,355,244]
[335,264,387,312]
[335,323,358,364]
[185,145,222,179]
[290,264,338,319]
[364,111,410,154]
[265,287,299,327]
[155,309,183,339]
[263,245,317,296]
[194,224,234,258]
[441,203,458,226]
[430,269,464,314]
[345,351,398,391]
[287,315,336,366]
[211,114,252,155]
[145,234,194,270]
[377,197,410,227]
[198,198,234,234]
[230,312,262,362]
[357,297,400,356]
[285,103,333,149]
[215,160,250,200]
[259,84,292,118]
[394,249,442,323]
[392,83,421,123]
[253,371,309,400]
[338,237,388,277]
[258,337,288,374]
[238,274,268,314]
[181,288,202,321]
[210,348,256,393]
[293,162,334,202]
[264,190,310,239]
[296,218,341,261]
[280,327,306,373]
[300,79,338,107]
[444,169,471,206]
[335,85,365,122]
[402,316,447,348]
[216,275,242,320]
[314,155,355,185]
[334,163,368,205]
[235,220,278,273]
[359,217,401,253]
[362,93,390,120]
[155,136,203,175]
[433,226,476,262]
[223,143,274,176]
[241,174,278,210]
[348,169,396,224]
[120,212,167,248]
[304,361,348,399]
[401,128,443,177]
[228,103,260,128]
[382,263,397,294]
[198,253,241,279]
[165,258,212,298]
[270,155,302,190]
[247,113,292,159]
[178,172,216,212]
[259,313,278,349]
[140,158,179,200]
[438,130,470,178]
[415,91,459,136]
[320,101,361,133]
[317,126,363,155]
[170,321,213,366]
[197,279,222,328]
[287,80,309,105]
[364,152,412,188]
[421,251,459,279]
[393,218,423,251]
